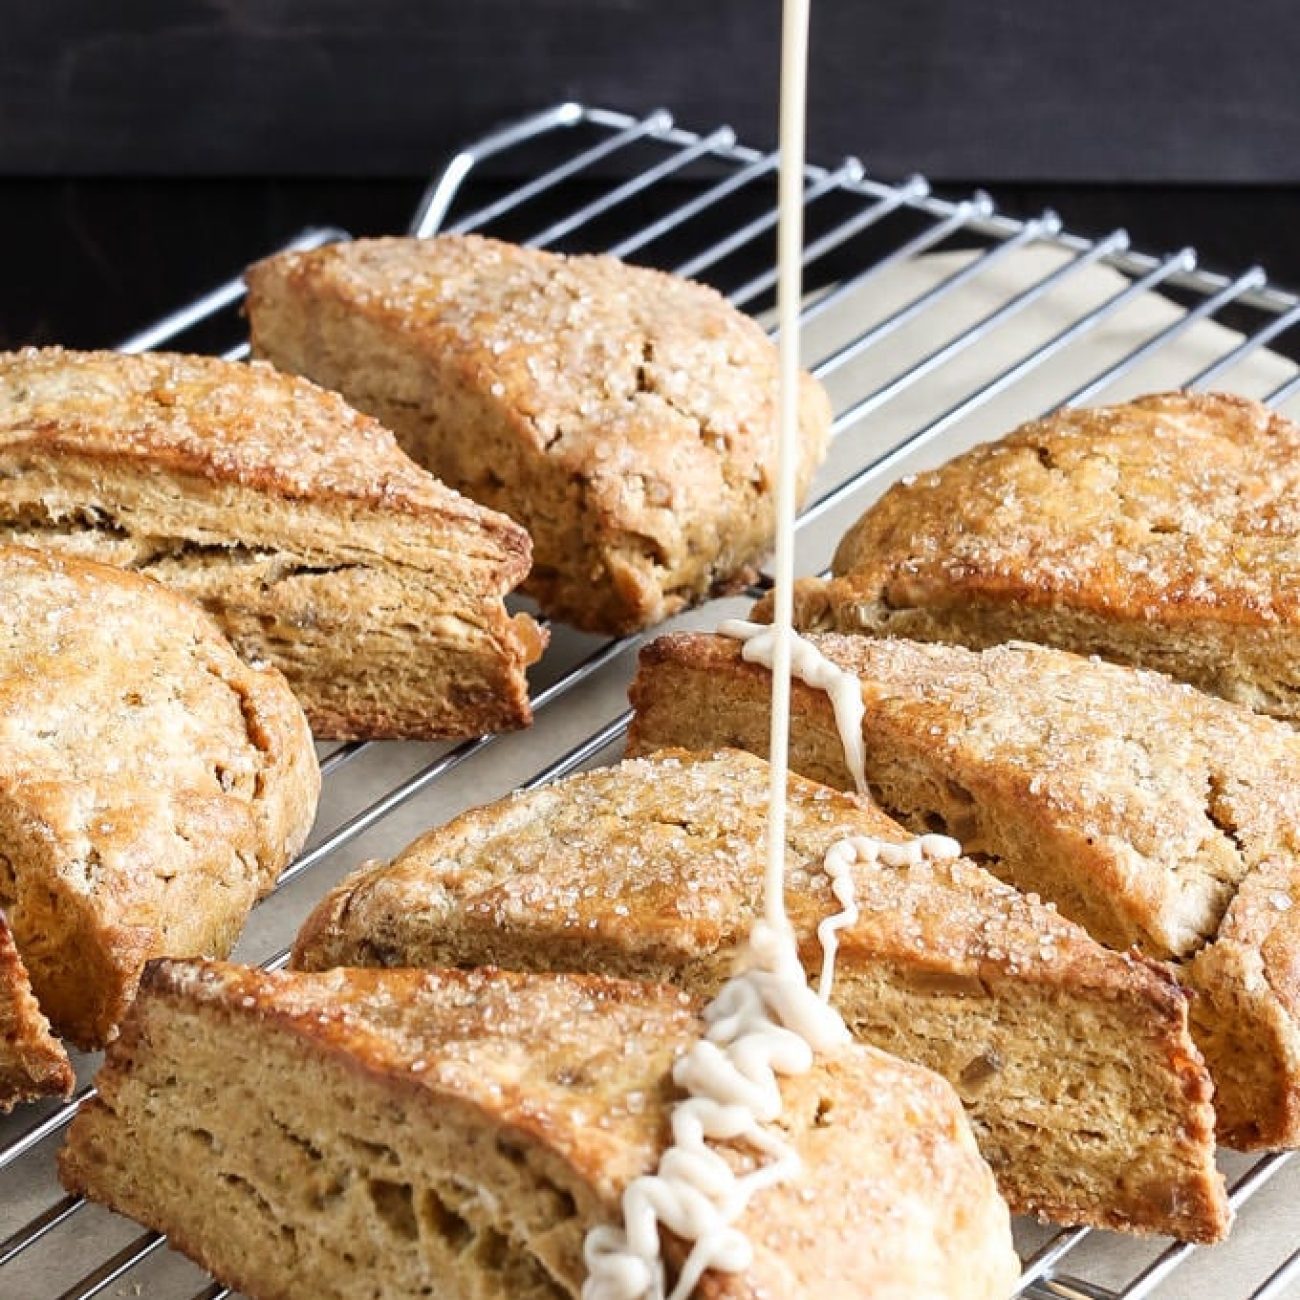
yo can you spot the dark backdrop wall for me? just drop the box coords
[3,0,1298,182]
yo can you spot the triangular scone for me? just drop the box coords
[244,234,832,635]
[779,390,1300,722]
[294,750,1228,1242]
[628,632,1300,1149]
[60,960,1018,1300]
[1,912,73,1111]
[0,545,318,1048]
[0,346,543,740]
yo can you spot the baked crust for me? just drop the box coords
[628,631,1300,1149]
[295,749,1228,1242]
[245,234,832,635]
[778,391,1300,720]
[60,959,1018,1300]
[0,346,542,740]
[0,544,318,1048]
[0,910,72,1111]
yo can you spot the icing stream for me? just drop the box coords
[584,611,960,1296]
[579,0,966,1291]
[817,833,961,1000]
[717,619,867,795]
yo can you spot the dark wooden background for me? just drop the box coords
[2,2,1299,350]
[3,0,1298,181]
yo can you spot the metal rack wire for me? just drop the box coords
[3,101,1300,1300]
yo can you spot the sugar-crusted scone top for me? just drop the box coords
[246,234,832,632]
[0,346,529,564]
[0,544,315,872]
[827,391,1300,623]
[72,960,1017,1299]
[782,390,1300,719]
[295,749,1148,1003]
[249,233,825,473]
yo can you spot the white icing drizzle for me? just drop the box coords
[816,834,961,1000]
[582,923,848,1300]
[716,618,867,795]
[585,603,958,1300]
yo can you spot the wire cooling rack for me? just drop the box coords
[3,101,1300,1300]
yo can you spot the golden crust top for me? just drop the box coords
[0,346,525,556]
[812,390,1300,627]
[0,544,318,1044]
[635,632,1300,963]
[295,748,1174,1009]
[246,233,829,477]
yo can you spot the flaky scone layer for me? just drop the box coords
[61,959,1018,1300]
[0,346,541,739]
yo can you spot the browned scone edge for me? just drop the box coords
[0,911,73,1111]
[0,346,544,741]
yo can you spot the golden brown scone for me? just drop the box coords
[0,346,543,740]
[245,234,832,635]
[776,391,1300,721]
[61,959,1018,1300]
[295,750,1228,1242]
[628,632,1300,1149]
[0,545,318,1048]
[0,911,73,1111]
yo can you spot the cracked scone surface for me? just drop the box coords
[245,234,832,634]
[0,346,541,740]
[295,749,1227,1242]
[0,545,318,1048]
[61,959,1018,1300]
[785,390,1300,719]
[629,632,1300,1149]
[0,911,72,1111]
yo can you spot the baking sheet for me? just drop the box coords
[3,245,1299,1299]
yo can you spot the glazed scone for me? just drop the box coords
[0,545,318,1048]
[0,346,543,740]
[628,632,1300,1149]
[295,750,1228,1242]
[781,390,1300,721]
[61,959,1019,1300]
[1,912,73,1111]
[244,234,832,635]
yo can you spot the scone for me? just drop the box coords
[781,390,1300,720]
[1,912,73,1111]
[0,544,318,1048]
[294,750,1228,1242]
[628,631,1300,1149]
[244,234,832,635]
[60,959,1019,1300]
[0,346,543,740]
